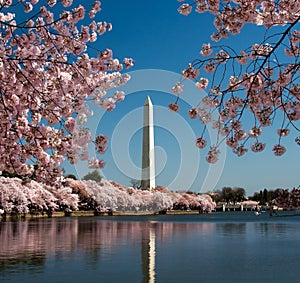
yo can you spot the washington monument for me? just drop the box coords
[141,96,156,190]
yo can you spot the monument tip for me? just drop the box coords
[144,96,153,106]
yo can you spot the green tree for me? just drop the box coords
[65,174,77,180]
[232,187,246,204]
[210,190,222,203]
[220,187,246,204]
[82,170,102,183]
[249,192,261,202]
[221,187,234,204]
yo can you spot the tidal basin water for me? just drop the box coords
[1,212,300,283]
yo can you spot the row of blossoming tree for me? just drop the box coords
[0,177,216,216]
[170,0,299,163]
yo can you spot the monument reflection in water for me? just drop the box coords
[1,214,300,283]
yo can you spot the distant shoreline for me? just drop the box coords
[1,206,263,221]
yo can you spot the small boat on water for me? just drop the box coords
[254,209,266,216]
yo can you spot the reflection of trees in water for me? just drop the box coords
[254,223,289,238]
[0,219,215,277]
[0,252,45,273]
[216,223,247,238]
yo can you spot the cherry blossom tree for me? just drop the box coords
[174,192,216,212]
[0,177,29,214]
[271,188,300,209]
[84,180,174,213]
[46,185,79,211]
[0,0,132,184]
[0,177,59,214]
[173,0,300,162]
[23,180,58,213]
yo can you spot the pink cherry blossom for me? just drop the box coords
[47,0,57,7]
[114,91,125,102]
[95,135,108,154]
[178,3,192,16]
[88,157,106,169]
[24,2,33,12]
[123,58,134,69]
[230,120,242,130]
[277,128,290,136]
[249,126,262,138]
[196,77,209,89]
[206,146,220,163]
[234,129,246,141]
[61,0,73,7]
[290,84,300,100]
[251,142,266,152]
[200,43,213,56]
[237,51,248,64]
[272,144,286,156]
[65,118,76,132]
[196,2,208,13]
[100,98,116,111]
[215,50,229,63]
[219,108,229,121]
[212,120,223,130]
[168,102,180,112]
[182,64,200,79]
[198,108,212,124]
[204,60,216,73]
[228,76,241,91]
[195,137,207,149]
[171,82,184,94]
[188,108,198,119]
[226,137,238,148]
[233,145,248,157]
[202,96,218,108]
[219,126,230,136]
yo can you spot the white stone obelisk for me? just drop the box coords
[141,96,156,190]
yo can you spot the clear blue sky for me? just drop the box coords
[66,0,300,196]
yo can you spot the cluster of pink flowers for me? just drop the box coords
[188,108,198,119]
[206,146,221,163]
[172,0,300,161]
[272,144,286,156]
[95,135,108,154]
[196,77,209,89]
[250,142,266,152]
[88,157,105,169]
[174,192,216,212]
[0,1,133,184]
[85,180,176,213]
[200,43,213,57]
[168,102,180,112]
[182,64,200,79]
[0,177,78,214]
[195,137,207,149]
[171,82,184,94]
